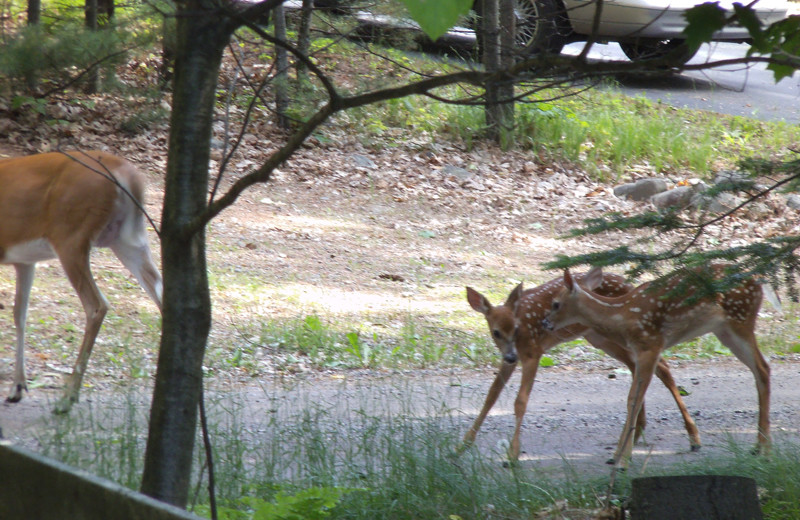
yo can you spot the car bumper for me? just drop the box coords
[565,0,790,40]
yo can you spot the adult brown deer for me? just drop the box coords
[0,150,163,414]
[542,265,770,469]
[464,271,700,462]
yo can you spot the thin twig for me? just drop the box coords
[199,381,217,520]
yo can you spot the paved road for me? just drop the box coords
[566,41,800,123]
[353,10,800,122]
[5,359,799,477]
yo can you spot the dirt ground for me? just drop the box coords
[0,129,798,474]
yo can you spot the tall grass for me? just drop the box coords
[33,381,800,520]
[437,95,721,179]
[352,83,800,182]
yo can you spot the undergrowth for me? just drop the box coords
[35,383,800,520]
[366,86,800,181]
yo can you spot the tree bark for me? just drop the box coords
[483,0,515,145]
[274,4,291,130]
[482,0,498,140]
[497,0,515,147]
[84,0,114,93]
[84,0,100,93]
[26,0,41,91]
[98,0,114,23]
[139,0,236,508]
[160,14,176,90]
[296,0,313,82]
[27,0,40,25]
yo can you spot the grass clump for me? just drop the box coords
[35,383,601,520]
[430,87,800,181]
[214,313,494,373]
[35,381,800,520]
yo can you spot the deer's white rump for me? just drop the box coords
[0,150,163,413]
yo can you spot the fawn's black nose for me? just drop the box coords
[542,318,554,331]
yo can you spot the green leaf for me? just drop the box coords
[304,315,323,332]
[683,3,727,52]
[398,0,473,41]
[733,4,767,51]
[763,16,800,81]
[767,62,796,82]
[346,331,360,349]
[540,356,555,367]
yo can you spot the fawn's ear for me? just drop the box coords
[582,265,604,291]
[505,283,524,308]
[466,287,491,315]
[563,269,576,292]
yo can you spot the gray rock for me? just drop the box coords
[351,154,376,169]
[746,202,771,219]
[440,164,474,181]
[651,186,696,210]
[613,178,668,201]
[787,194,800,210]
[714,170,749,186]
[704,192,744,214]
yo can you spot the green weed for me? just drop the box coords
[34,381,800,520]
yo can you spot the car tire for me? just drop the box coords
[618,39,696,66]
[472,0,570,60]
[515,0,570,57]
[313,0,350,15]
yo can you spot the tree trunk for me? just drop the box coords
[27,0,40,25]
[160,15,176,90]
[274,4,291,130]
[84,0,114,93]
[85,0,100,93]
[483,0,515,146]
[497,0,515,147]
[85,0,98,30]
[296,0,313,83]
[26,0,41,91]
[98,0,114,23]
[482,0,507,144]
[139,0,236,508]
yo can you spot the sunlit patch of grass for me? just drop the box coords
[204,309,497,374]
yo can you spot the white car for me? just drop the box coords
[507,0,791,63]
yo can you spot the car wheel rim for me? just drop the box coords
[515,0,541,48]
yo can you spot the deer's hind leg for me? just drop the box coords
[715,326,771,453]
[52,242,108,414]
[613,348,660,469]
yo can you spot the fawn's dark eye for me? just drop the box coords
[492,330,502,340]
[552,301,560,311]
